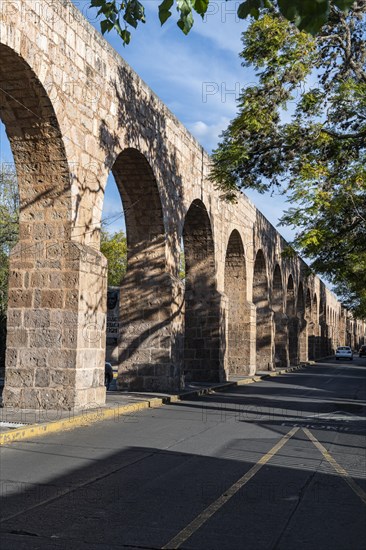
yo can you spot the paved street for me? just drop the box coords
[0,358,365,550]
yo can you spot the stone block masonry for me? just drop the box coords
[0,0,365,409]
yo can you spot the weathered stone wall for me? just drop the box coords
[3,241,107,409]
[1,0,365,408]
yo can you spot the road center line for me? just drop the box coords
[302,428,366,506]
[161,427,299,549]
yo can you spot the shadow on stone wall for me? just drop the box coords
[97,65,188,391]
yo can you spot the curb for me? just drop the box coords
[160,363,310,403]
[0,363,310,446]
[0,397,163,446]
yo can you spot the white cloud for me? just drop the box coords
[191,1,247,54]
[187,117,230,151]
[70,2,297,241]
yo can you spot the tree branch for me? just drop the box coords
[320,127,366,140]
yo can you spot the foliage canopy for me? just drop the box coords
[0,171,19,369]
[101,229,128,286]
[210,1,366,317]
[89,0,356,45]
[0,171,18,317]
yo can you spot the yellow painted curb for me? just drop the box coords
[0,363,309,446]
[166,395,181,403]
[0,398,163,446]
[236,378,256,386]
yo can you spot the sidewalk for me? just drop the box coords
[0,363,309,445]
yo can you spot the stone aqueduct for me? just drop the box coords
[0,0,365,410]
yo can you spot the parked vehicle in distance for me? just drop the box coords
[335,346,353,361]
[359,345,366,358]
[105,362,114,389]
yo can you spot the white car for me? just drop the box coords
[335,346,353,361]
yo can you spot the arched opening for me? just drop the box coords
[0,47,71,235]
[352,319,357,349]
[313,293,320,358]
[347,318,351,348]
[306,289,315,360]
[183,199,220,382]
[110,148,176,391]
[319,292,327,356]
[0,45,94,409]
[333,310,338,350]
[339,308,345,348]
[328,307,334,354]
[100,174,126,384]
[253,250,273,371]
[286,276,298,365]
[224,230,249,376]
[334,311,338,351]
[329,308,333,352]
[297,282,306,362]
[272,265,287,368]
[0,122,16,379]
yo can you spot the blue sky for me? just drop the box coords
[0,0,294,241]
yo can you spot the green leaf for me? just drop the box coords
[123,12,138,28]
[100,18,114,34]
[96,1,118,20]
[237,0,262,19]
[278,0,329,34]
[176,0,194,34]
[192,0,209,17]
[333,0,355,10]
[121,28,131,44]
[158,0,174,25]
[114,20,131,44]
[177,0,194,16]
[177,11,194,34]
[123,0,146,28]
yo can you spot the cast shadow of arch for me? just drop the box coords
[96,65,203,391]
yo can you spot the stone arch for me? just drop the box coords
[313,293,320,358]
[332,308,336,353]
[272,265,287,368]
[272,265,283,313]
[330,308,335,353]
[224,230,250,375]
[0,44,107,410]
[336,310,340,344]
[110,148,179,391]
[112,149,165,251]
[0,44,72,243]
[339,308,346,349]
[183,199,220,382]
[335,310,339,351]
[305,289,315,360]
[297,282,307,362]
[253,250,273,371]
[329,309,334,354]
[352,318,357,349]
[286,276,298,365]
[319,292,327,356]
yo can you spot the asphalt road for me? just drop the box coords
[0,357,365,550]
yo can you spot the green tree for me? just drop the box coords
[100,229,128,286]
[0,170,19,371]
[210,2,366,317]
[89,0,355,45]
[179,248,185,281]
[0,170,19,314]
